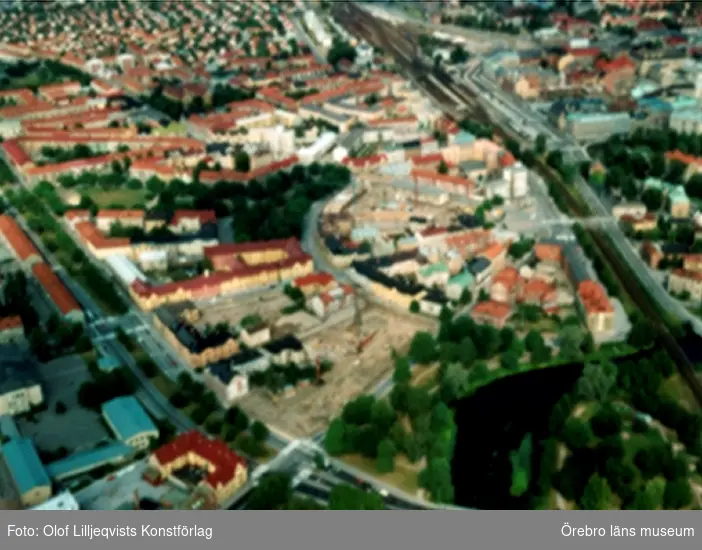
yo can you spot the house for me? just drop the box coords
[263,335,307,365]
[519,278,558,309]
[683,254,702,273]
[478,242,508,272]
[419,289,449,317]
[308,284,355,319]
[642,241,663,269]
[239,323,271,348]
[0,346,43,416]
[101,396,159,451]
[612,202,647,221]
[204,349,269,405]
[0,315,24,345]
[620,212,657,233]
[417,262,450,288]
[446,271,475,300]
[577,280,615,335]
[1,437,52,507]
[534,242,563,264]
[491,267,522,303]
[669,186,690,218]
[471,300,514,329]
[291,272,336,296]
[149,431,247,504]
[668,269,702,301]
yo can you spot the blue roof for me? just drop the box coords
[453,130,476,146]
[97,354,121,372]
[2,438,50,494]
[101,396,157,442]
[46,442,134,480]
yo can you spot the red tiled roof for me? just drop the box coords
[471,300,513,320]
[96,209,145,220]
[0,315,23,332]
[0,215,40,261]
[293,271,335,289]
[493,267,521,291]
[567,47,601,57]
[152,431,246,490]
[170,210,216,226]
[31,262,81,315]
[671,268,702,282]
[199,155,299,183]
[666,150,702,166]
[410,168,475,191]
[578,280,614,314]
[74,221,131,250]
[479,242,507,261]
[2,140,31,166]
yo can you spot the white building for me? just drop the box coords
[298,132,338,164]
[304,10,332,49]
[105,254,147,287]
[31,491,80,510]
[503,162,528,199]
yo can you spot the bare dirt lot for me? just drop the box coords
[238,308,433,438]
[195,288,292,330]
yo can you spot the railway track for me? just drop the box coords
[335,2,702,409]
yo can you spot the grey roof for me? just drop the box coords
[563,243,590,284]
[468,257,491,275]
[0,345,39,396]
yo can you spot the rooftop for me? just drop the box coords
[101,396,158,442]
[2,437,50,495]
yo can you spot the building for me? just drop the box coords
[31,263,84,323]
[149,431,247,504]
[491,267,522,303]
[263,335,307,365]
[0,215,41,266]
[292,272,336,296]
[203,349,269,406]
[565,112,631,142]
[1,437,52,507]
[0,346,43,416]
[153,304,240,370]
[669,186,690,218]
[0,315,24,345]
[668,269,702,301]
[308,284,355,319]
[46,442,135,482]
[101,396,159,450]
[31,491,80,510]
[577,280,615,334]
[471,300,514,328]
[670,109,702,135]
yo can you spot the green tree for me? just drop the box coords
[509,433,532,497]
[580,473,613,510]
[235,151,250,173]
[440,363,469,402]
[248,473,293,510]
[329,484,385,510]
[577,361,618,402]
[562,418,593,450]
[409,331,438,364]
[663,478,693,509]
[324,418,348,456]
[250,420,270,443]
[393,356,412,384]
[376,438,396,473]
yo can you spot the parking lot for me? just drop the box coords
[239,308,430,437]
[17,355,110,454]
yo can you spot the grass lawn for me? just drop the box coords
[411,363,439,390]
[661,374,701,413]
[83,188,148,208]
[341,453,420,496]
[151,373,177,399]
[152,122,187,136]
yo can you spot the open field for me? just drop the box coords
[82,188,149,208]
[238,309,429,437]
[342,453,421,496]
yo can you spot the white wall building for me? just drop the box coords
[105,254,147,287]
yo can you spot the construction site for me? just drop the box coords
[238,304,432,438]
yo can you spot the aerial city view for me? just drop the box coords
[0,0,701,512]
